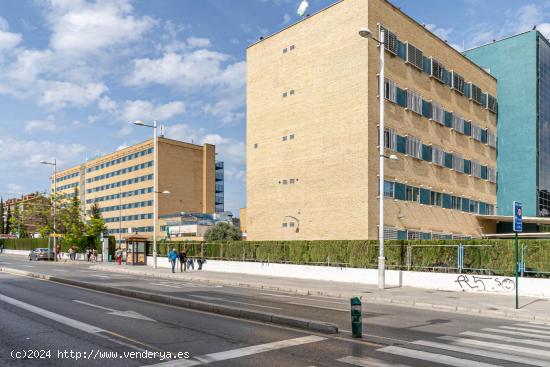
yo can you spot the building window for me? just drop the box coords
[406,186,419,202]
[289,134,295,140]
[282,223,287,228]
[282,136,287,141]
[289,179,295,184]
[405,135,422,159]
[383,79,397,103]
[487,130,497,148]
[407,231,421,240]
[430,191,442,206]
[487,167,497,183]
[471,123,482,141]
[451,71,465,94]
[254,143,258,148]
[289,89,295,95]
[451,196,462,210]
[431,146,444,166]
[384,128,397,150]
[289,222,295,228]
[431,58,446,83]
[452,154,464,173]
[384,181,395,198]
[282,92,287,98]
[405,42,423,70]
[406,89,422,115]
[452,115,465,134]
[431,102,445,124]
[378,24,398,55]
[283,48,288,53]
[384,227,399,240]
[289,45,295,50]
[470,83,483,105]
[471,161,482,178]
[282,179,288,185]
[487,94,497,113]
[470,200,479,213]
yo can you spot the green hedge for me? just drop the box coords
[0,236,116,254]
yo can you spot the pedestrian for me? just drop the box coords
[115,248,122,265]
[86,248,92,262]
[168,248,178,273]
[92,248,98,262]
[197,257,206,270]
[69,247,74,261]
[55,244,61,261]
[0,243,4,254]
[179,249,187,272]
[187,256,194,270]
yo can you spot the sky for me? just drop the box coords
[0,0,550,216]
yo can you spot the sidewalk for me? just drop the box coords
[91,263,550,322]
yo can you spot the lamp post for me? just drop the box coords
[132,120,170,269]
[40,159,57,261]
[359,27,388,289]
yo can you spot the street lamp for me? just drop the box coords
[40,159,57,261]
[359,26,387,289]
[132,120,163,269]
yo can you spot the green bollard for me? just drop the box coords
[350,297,362,338]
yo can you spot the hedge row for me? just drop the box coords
[0,236,116,254]
[155,239,550,276]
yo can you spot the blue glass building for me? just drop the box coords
[465,31,550,217]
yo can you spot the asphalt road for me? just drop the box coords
[2,254,550,367]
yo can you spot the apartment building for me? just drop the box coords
[465,31,550,222]
[51,137,223,244]
[246,0,498,240]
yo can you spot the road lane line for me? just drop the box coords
[441,336,550,359]
[53,269,68,272]
[413,340,550,367]
[500,325,550,335]
[259,292,348,306]
[89,274,109,278]
[338,355,410,367]
[459,331,550,348]
[22,265,34,268]
[190,295,281,310]
[287,302,347,312]
[151,283,183,288]
[378,346,503,367]
[151,335,327,366]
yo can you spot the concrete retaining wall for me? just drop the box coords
[149,256,550,298]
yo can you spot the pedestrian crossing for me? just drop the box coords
[338,321,550,367]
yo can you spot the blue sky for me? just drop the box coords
[0,0,549,215]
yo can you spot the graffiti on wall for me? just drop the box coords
[455,274,515,292]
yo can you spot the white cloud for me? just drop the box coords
[40,81,107,110]
[0,17,22,51]
[224,167,246,183]
[202,134,245,165]
[164,123,202,144]
[46,0,154,54]
[186,36,210,48]
[7,183,24,195]
[121,100,186,122]
[24,118,56,133]
[0,136,87,169]
[281,13,291,26]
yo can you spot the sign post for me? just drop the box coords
[513,201,523,310]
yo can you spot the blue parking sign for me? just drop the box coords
[513,201,523,233]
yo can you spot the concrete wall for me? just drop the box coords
[465,32,539,217]
[149,257,549,298]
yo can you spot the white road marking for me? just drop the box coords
[482,327,550,339]
[22,265,34,268]
[151,282,221,289]
[442,335,550,358]
[460,331,550,347]
[151,283,183,289]
[338,355,410,367]
[190,295,281,310]
[259,292,347,306]
[1,262,12,264]
[53,269,67,272]
[413,340,550,367]
[500,325,550,335]
[379,346,503,367]
[151,335,327,366]
[89,274,109,278]
[517,322,550,330]
[73,300,156,322]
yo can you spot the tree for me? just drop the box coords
[9,205,28,238]
[204,222,242,241]
[5,206,11,235]
[87,202,106,249]
[59,188,86,250]
[0,197,4,234]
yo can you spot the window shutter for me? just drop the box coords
[406,42,423,70]
[421,232,432,240]
[463,159,471,175]
[487,94,497,113]
[396,87,407,107]
[479,202,487,215]
[394,183,406,200]
[444,111,453,128]
[444,152,453,168]
[481,129,488,143]
[420,188,430,205]
[397,230,407,240]
[463,121,471,136]
[461,198,470,212]
[422,100,432,118]
[431,58,445,83]
[443,70,452,87]
[471,83,483,105]
[442,194,452,209]
[451,71,465,94]
[396,135,407,154]
[422,144,432,161]
[378,24,398,55]
[481,165,488,180]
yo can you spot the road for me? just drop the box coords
[1,254,550,366]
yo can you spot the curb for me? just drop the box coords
[0,267,338,334]
[90,265,550,323]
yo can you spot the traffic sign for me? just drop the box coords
[513,201,523,233]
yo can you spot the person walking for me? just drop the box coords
[187,256,194,270]
[168,248,178,273]
[92,248,98,262]
[86,248,92,262]
[178,249,187,272]
[55,244,61,261]
[115,248,122,265]
[69,247,74,261]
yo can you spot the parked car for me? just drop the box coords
[28,248,55,261]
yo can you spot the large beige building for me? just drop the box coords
[51,137,224,244]
[246,0,498,240]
